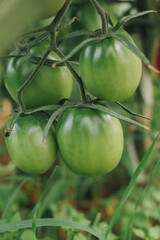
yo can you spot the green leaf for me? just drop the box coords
[85,104,149,130]
[0,218,104,240]
[112,10,156,32]
[116,102,152,120]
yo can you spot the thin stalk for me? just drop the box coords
[90,0,107,34]
[17,48,51,112]
[53,47,87,104]
[20,25,49,38]
[49,0,72,31]
[0,54,25,59]
[17,0,72,112]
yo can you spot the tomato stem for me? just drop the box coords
[49,0,72,32]
[90,0,107,34]
[17,0,73,112]
[17,48,51,112]
[52,47,87,104]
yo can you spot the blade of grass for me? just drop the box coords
[15,166,59,240]
[38,179,67,217]
[104,133,159,239]
[1,180,27,221]
[32,202,40,237]
[0,218,104,240]
[29,166,59,218]
[124,157,160,240]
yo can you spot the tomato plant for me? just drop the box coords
[70,1,102,32]
[5,113,58,174]
[56,107,124,177]
[80,29,142,102]
[3,41,73,108]
[38,0,66,19]
[65,0,117,60]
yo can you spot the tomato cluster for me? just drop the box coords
[3,1,143,176]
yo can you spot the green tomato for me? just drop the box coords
[80,29,142,102]
[37,0,66,19]
[5,113,57,174]
[3,41,73,108]
[56,108,124,177]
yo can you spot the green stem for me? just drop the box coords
[49,0,72,32]
[53,47,87,104]
[17,48,51,112]
[17,0,72,112]
[20,25,49,38]
[46,0,87,103]
[90,0,107,34]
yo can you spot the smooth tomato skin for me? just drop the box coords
[5,113,58,174]
[56,108,124,177]
[3,42,73,108]
[80,29,142,102]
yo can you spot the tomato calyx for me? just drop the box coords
[20,101,149,144]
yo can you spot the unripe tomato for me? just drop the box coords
[5,113,58,174]
[56,108,124,177]
[80,29,142,102]
[3,41,73,109]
